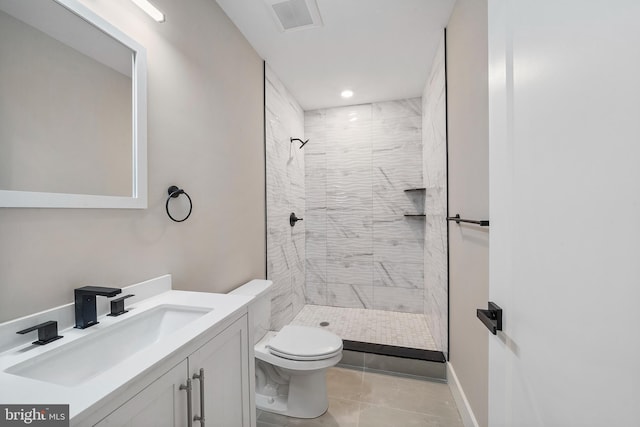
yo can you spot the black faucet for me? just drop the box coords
[17,321,63,345]
[74,286,122,329]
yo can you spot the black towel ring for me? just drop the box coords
[165,186,192,222]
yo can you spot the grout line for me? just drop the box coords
[357,400,464,424]
[326,396,366,405]
[361,367,447,383]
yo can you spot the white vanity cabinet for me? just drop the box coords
[189,315,251,426]
[94,360,188,427]
[95,315,251,427]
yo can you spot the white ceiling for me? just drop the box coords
[216,0,456,111]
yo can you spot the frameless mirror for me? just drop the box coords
[0,0,147,208]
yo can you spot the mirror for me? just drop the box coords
[0,0,147,208]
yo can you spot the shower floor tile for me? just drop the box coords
[290,305,436,350]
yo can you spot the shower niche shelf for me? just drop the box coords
[404,187,426,217]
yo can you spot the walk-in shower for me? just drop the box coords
[265,32,447,359]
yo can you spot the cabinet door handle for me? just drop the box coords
[179,379,193,427]
[192,368,205,426]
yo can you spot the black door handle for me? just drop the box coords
[290,213,303,227]
[477,302,502,335]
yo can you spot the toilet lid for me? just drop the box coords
[267,325,343,360]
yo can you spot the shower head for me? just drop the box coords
[290,137,309,149]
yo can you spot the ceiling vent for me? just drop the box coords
[265,0,323,32]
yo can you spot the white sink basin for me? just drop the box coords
[6,304,210,386]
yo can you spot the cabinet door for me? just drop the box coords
[95,360,188,427]
[189,316,250,427]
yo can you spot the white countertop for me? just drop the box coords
[0,288,253,422]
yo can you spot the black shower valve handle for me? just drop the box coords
[290,212,303,226]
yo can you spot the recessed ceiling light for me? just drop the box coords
[341,90,354,99]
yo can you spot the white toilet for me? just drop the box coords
[230,280,343,419]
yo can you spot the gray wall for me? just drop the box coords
[447,0,490,425]
[304,100,425,314]
[0,0,265,323]
[265,65,306,331]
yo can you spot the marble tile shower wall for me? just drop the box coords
[304,99,425,314]
[422,35,448,354]
[265,66,306,330]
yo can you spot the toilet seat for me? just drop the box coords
[255,332,343,371]
[268,347,342,361]
[267,325,343,361]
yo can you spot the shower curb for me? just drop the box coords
[338,340,447,382]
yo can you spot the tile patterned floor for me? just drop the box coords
[257,367,464,427]
[290,305,436,350]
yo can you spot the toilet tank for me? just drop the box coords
[229,279,272,343]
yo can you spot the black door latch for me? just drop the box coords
[477,302,502,335]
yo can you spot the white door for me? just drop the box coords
[488,0,640,426]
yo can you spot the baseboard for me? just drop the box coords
[447,362,480,427]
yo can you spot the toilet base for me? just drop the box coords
[256,368,329,418]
